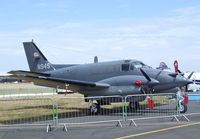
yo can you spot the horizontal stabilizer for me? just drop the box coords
[8,70,50,77]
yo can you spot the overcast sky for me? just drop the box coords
[0,0,200,72]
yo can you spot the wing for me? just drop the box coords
[9,70,110,92]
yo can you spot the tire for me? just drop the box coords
[180,102,187,113]
[129,102,139,112]
[89,103,100,115]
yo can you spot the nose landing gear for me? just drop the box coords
[179,102,187,113]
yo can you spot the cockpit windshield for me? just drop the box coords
[121,61,152,71]
[130,62,151,70]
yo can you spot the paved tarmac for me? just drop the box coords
[0,116,200,139]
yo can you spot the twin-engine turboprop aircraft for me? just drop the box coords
[9,42,192,114]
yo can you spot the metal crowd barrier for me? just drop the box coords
[125,93,179,126]
[1,93,200,132]
[0,97,55,132]
[57,96,124,131]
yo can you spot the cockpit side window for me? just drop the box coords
[121,64,130,71]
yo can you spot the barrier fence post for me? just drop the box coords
[55,103,58,126]
[52,102,58,126]
[124,96,128,121]
[122,97,125,121]
[177,93,180,116]
[52,103,55,124]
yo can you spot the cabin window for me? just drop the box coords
[121,64,130,71]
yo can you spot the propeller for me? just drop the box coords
[140,68,151,82]
[139,68,159,93]
[185,72,194,91]
[173,60,193,92]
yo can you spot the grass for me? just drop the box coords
[0,93,86,124]
[0,83,175,124]
[0,94,124,124]
[0,83,55,95]
[0,98,53,123]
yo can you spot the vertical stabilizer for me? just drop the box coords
[23,42,55,73]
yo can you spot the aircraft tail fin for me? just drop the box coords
[23,42,55,73]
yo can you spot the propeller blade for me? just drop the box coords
[139,69,159,94]
[140,68,151,82]
[187,72,194,79]
[186,85,188,92]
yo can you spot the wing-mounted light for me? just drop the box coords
[135,80,142,87]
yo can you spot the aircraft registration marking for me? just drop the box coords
[37,63,51,70]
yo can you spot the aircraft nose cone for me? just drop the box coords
[176,75,192,86]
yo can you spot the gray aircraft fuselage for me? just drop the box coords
[46,60,188,96]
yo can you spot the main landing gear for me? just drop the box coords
[129,101,140,112]
[89,101,100,115]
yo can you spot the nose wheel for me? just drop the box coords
[89,102,100,115]
[179,102,187,113]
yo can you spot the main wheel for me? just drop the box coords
[129,102,139,112]
[89,103,100,115]
[180,102,187,113]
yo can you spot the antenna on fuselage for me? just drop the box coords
[94,56,98,63]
